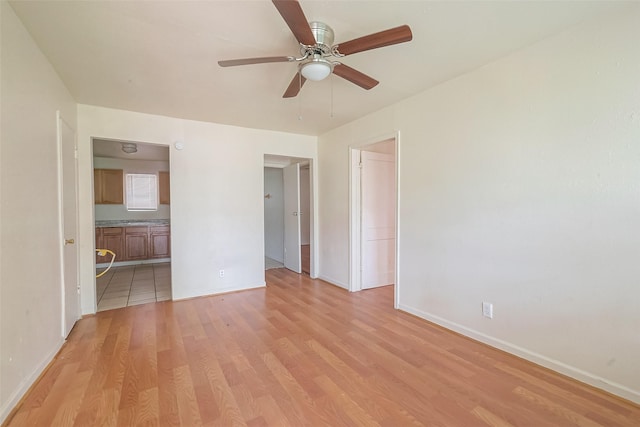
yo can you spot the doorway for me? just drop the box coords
[350,137,398,299]
[264,155,313,276]
[92,139,172,311]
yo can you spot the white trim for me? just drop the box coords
[96,258,171,268]
[172,282,266,301]
[393,132,401,309]
[349,148,362,292]
[0,338,64,424]
[308,159,318,278]
[348,132,400,303]
[318,275,349,290]
[398,303,640,405]
[56,111,65,337]
[262,154,318,280]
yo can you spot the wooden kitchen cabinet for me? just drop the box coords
[94,169,124,204]
[125,227,149,260]
[159,171,170,205]
[150,226,171,258]
[96,224,170,264]
[96,227,124,263]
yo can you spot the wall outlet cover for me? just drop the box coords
[482,302,494,319]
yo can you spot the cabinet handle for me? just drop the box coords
[65,238,75,245]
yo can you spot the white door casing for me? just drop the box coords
[283,163,301,273]
[361,151,396,289]
[58,112,80,337]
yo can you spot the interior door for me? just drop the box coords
[59,113,80,337]
[361,151,395,289]
[283,163,301,273]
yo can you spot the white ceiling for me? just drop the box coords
[93,138,169,161]
[10,0,630,136]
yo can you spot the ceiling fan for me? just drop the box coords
[218,0,413,98]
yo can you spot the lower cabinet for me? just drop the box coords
[96,227,124,263]
[150,226,171,258]
[125,227,149,260]
[96,224,170,263]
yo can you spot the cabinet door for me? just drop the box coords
[94,169,102,204]
[101,169,124,204]
[100,227,124,262]
[125,227,149,260]
[150,226,171,258]
[94,169,124,204]
[159,171,170,205]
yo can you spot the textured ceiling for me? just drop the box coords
[10,0,630,136]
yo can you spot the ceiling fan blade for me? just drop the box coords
[335,25,412,56]
[283,73,307,98]
[332,64,379,90]
[272,0,316,45]
[218,56,295,67]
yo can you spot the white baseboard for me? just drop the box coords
[0,338,64,424]
[318,275,349,290]
[96,257,170,268]
[398,304,640,405]
[173,282,266,301]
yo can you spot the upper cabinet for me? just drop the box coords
[159,171,170,205]
[94,169,124,204]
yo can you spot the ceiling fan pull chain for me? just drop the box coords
[298,72,303,121]
[330,74,334,118]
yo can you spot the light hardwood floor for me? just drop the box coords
[301,244,310,275]
[5,269,639,426]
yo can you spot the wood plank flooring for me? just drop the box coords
[5,269,640,426]
[301,244,310,275]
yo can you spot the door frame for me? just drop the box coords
[349,132,400,307]
[56,111,80,337]
[90,138,173,309]
[263,155,317,278]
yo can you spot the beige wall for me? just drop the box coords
[318,6,640,403]
[0,1,77,421]
[77,105,318,313]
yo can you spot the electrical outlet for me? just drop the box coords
[482,302,493,319]
[219,269,225,278]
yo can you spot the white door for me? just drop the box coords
[59,113,80,337]
[283,163,301,273]
[361,151,396,289]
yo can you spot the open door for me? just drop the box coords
[283,163,301,273]
[58,112,80,337]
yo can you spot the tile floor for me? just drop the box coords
[96,262,171,312]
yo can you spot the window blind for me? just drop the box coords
[126,173,158,211]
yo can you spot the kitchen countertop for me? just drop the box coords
[96,219,170,227]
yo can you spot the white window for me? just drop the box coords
[126,173,158,211]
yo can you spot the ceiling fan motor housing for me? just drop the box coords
[306,21,334,55]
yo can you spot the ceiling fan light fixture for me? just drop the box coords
[121,142,138,154]
[300,58,332,81]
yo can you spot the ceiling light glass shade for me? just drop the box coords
[300,59,332,81]
[121,143,138,154]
